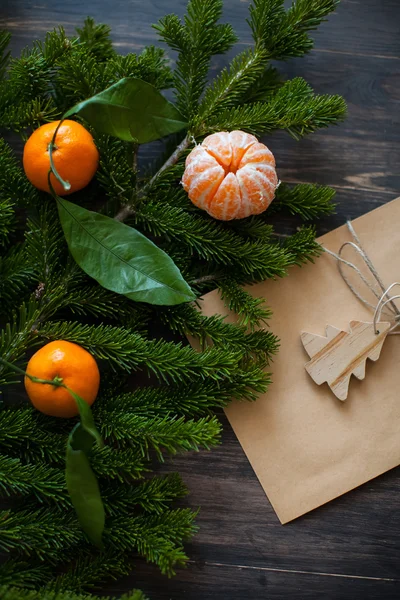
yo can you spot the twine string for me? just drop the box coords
[322,221,400,335]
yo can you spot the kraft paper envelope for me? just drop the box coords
[196,197,400,524]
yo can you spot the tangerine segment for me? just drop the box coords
[184,145,218,170]
[183,165,225,211]
[208,172,242,220]
[202,132,233,170]
[182,146,225,210]
[239,142,275,168]
[23,120,99,196]
[24,340,100,418]
[244,161,279,187]
[236,165,275,218]
[229,131,258,172]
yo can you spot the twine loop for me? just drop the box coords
[323,222,400,335]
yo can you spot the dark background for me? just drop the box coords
[1,1,400,598]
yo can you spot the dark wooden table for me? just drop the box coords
[2,1,400,598]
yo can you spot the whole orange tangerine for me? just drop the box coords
[23,120,99,196]
[182,130,278,220]
[24,340,100,418]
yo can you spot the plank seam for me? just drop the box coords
[189,561,399,583]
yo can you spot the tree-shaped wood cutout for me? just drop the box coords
[301,320,391,400]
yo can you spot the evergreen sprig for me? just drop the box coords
[0,586,148,600]
[0,560,52,590]
[0,246,36,314]
[249,0,339,59]
[154,0,238,119]
[203,77,346,138]
[0,454,66,504]
[195,48,268,125]
[273,182,336,219]
[0,32,11,80]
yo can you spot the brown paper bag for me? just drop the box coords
[196,197,400,524]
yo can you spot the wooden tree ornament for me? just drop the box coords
[301,320,391,400]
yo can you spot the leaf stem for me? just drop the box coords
[48,120,71,193]
[114,134,191,222]
[132,142,139,180]
[190,273,221,286]
[0,356,64,386]
[149,134,191,187]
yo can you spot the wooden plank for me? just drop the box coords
[3,0,400,60]
[105,558,400,600]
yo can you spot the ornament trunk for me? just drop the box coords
[0,1,345,598]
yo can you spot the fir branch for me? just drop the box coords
[53,48,107,106]
[134,200,294,278]
[33,27,74,65]
[204,77,346,137]
[222,217,273,241]
[0,137,37,206]
[0,560,52,589]
[0,454,66,505]
[282,225,323,265]
[95,134,137,205]
[0,245,37,314]
[99,413,222,460]
[0,137,39,242]
[248,0,339,59]
[0,585,148,600]
[0,302,42,386]
[0,97,60,132]
[0,408,65,463]
[272,182,336,219]
[194,48,268,126]
[96,368,270,417]
[0,32,11,79]
[45,549,133,593]
[39,321,244,383]
[24,202,66,286]
[218,278,272,329]
[101,473,188,517]
[158,304,278,364]
[0,508,82,560]
[75,17,115,62]
[0,28,72,123]
[89,447,148,482]
[241,64,283,103]
[0,198,14,245]
[154,0,238,119]
[64,282,147,323]
[104,46,173,91]
[0,407,148,481]
[0,507,196,578]
[106,509,197,576]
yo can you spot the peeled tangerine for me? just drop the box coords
[182,130,278,220]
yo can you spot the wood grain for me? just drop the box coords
[1,0,400,598]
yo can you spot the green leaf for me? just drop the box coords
[64,77,187,143]
[57,197,196,305]
[66,422,105,548]
[67,387,103,448]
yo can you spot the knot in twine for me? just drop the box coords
[323,221,400,335]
